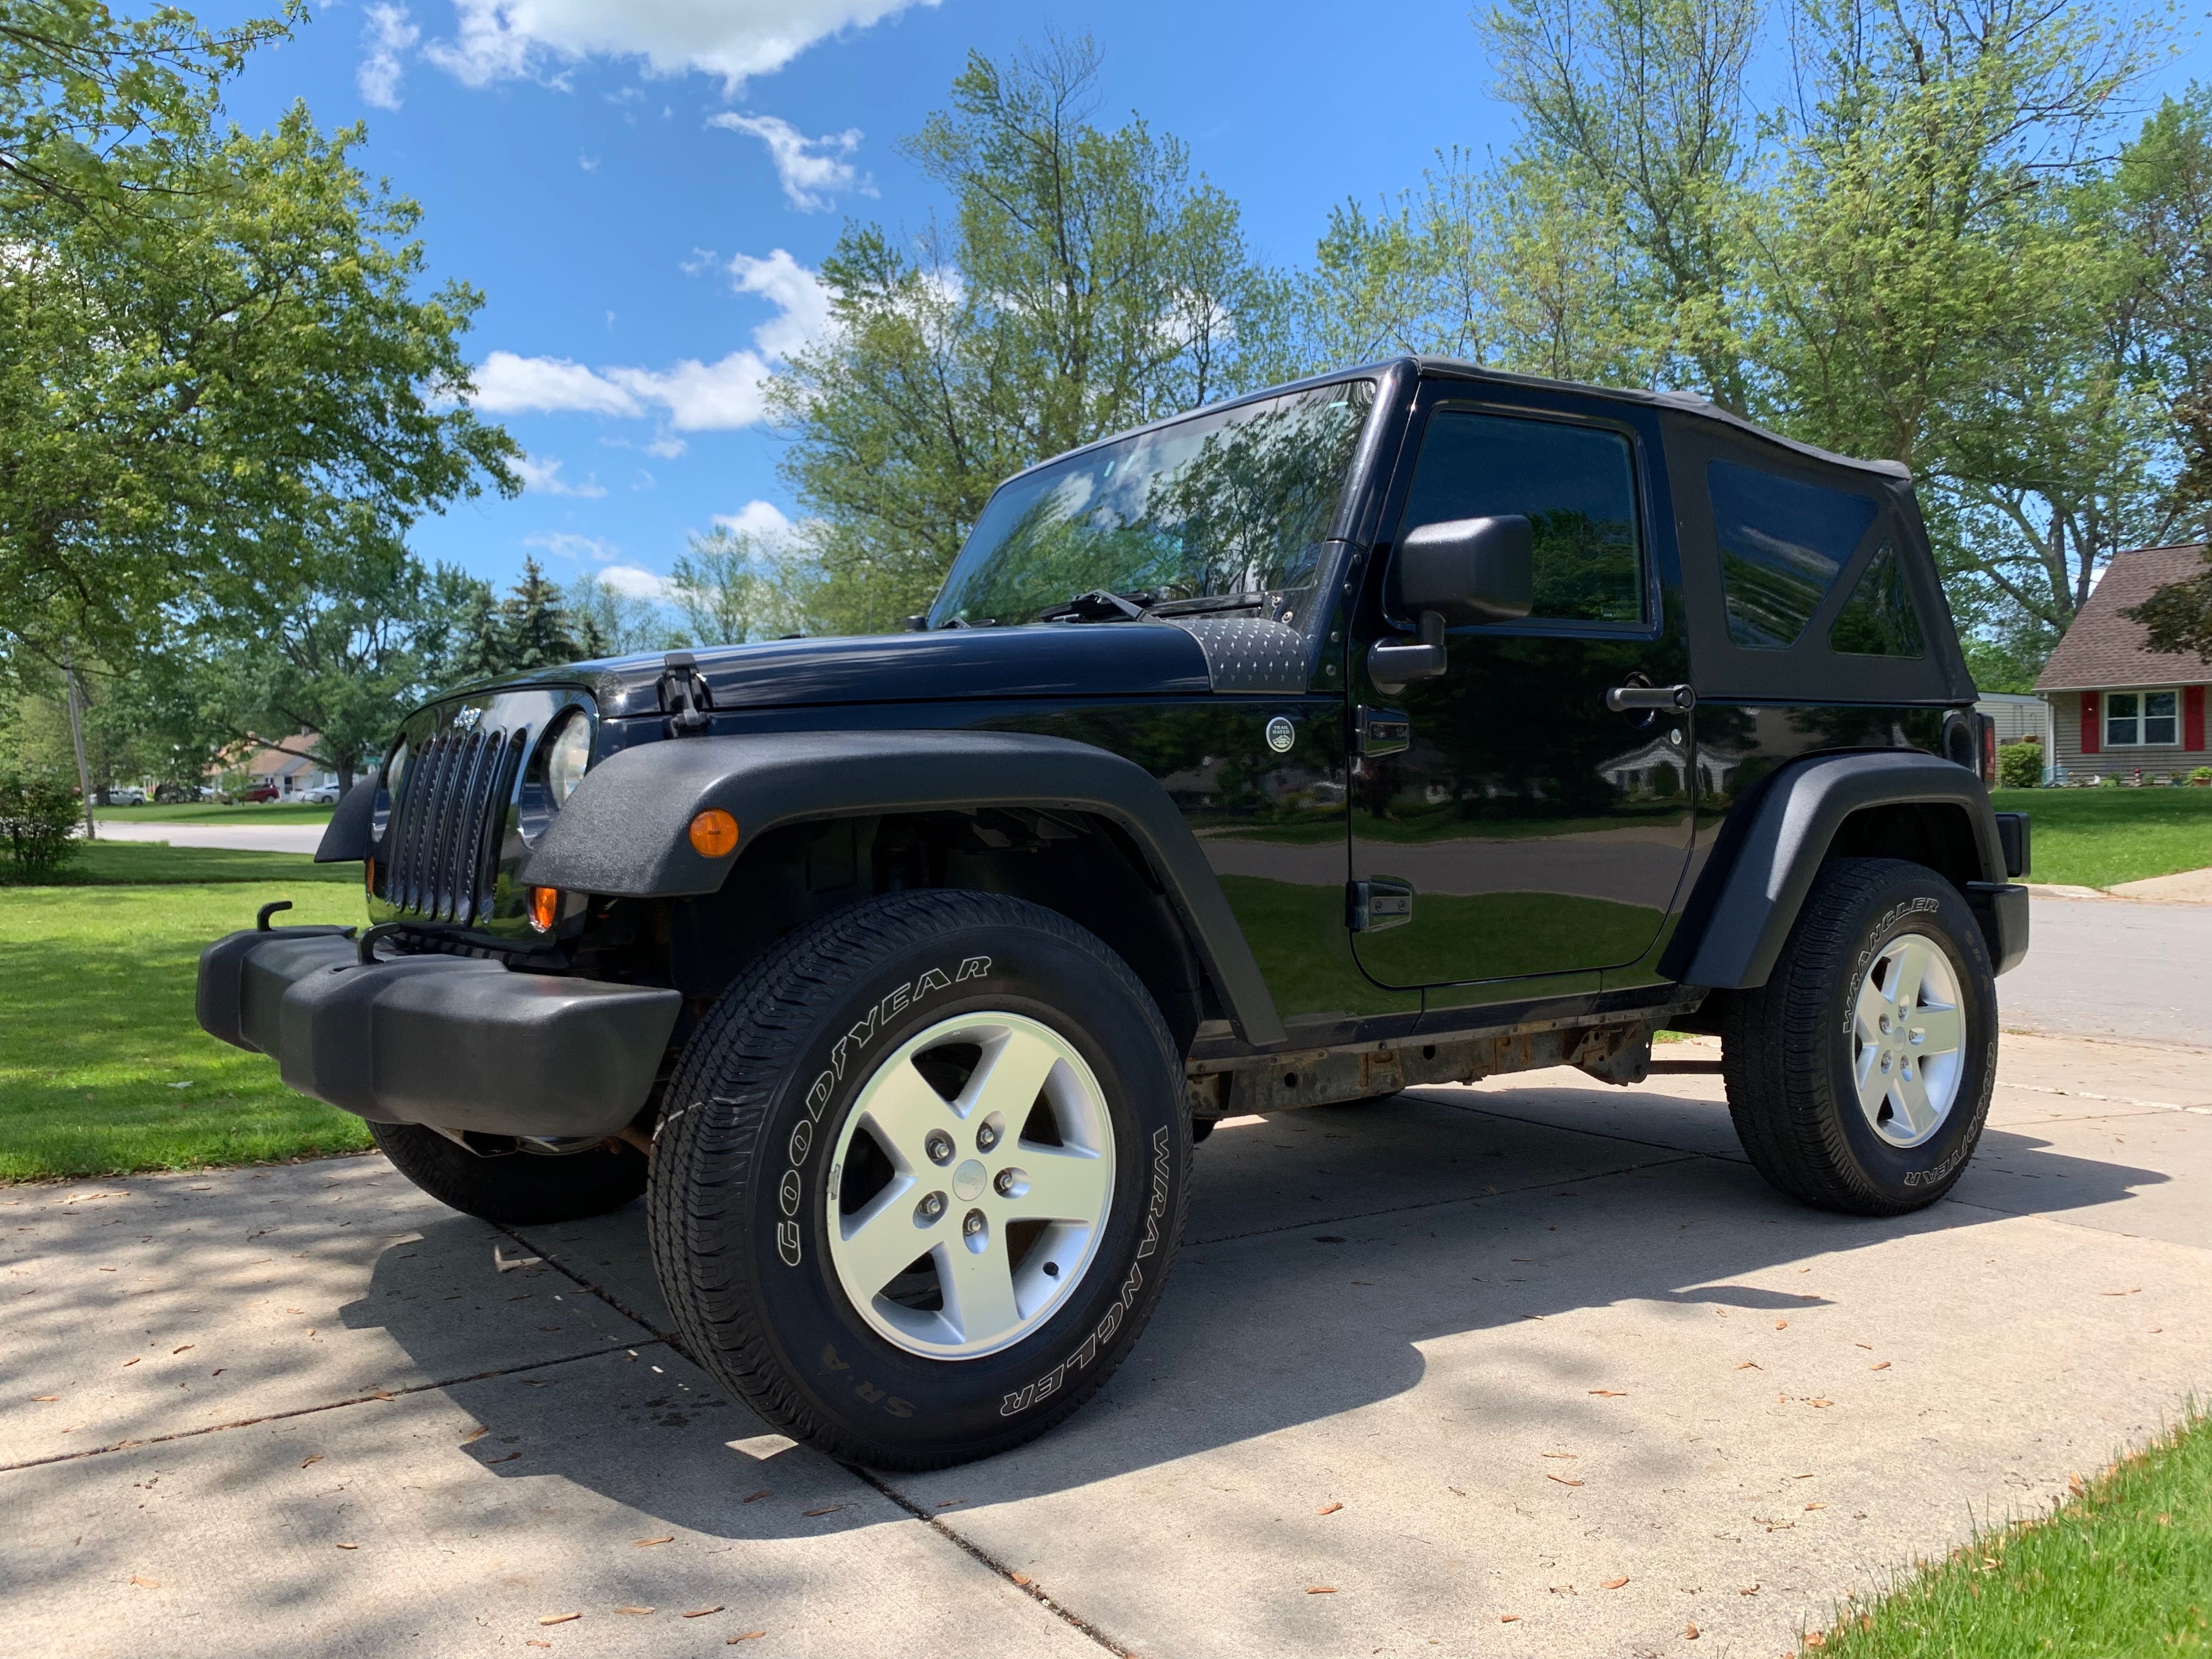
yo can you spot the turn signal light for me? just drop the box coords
[689,809,740,858]
[527,885,560,933]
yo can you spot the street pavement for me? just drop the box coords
[2000,894,2212,1046]
[92,821,329,855]
[6,978,2207,1657]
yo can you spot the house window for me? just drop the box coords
[2106,690,2179,746]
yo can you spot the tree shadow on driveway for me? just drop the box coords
[334,1084,2169,1534]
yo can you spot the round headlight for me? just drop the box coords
[373,740,408,839]
[545,713,591,805]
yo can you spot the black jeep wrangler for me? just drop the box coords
[199,358,2030,1469]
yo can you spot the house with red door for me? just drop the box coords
[2035,543,2211,781]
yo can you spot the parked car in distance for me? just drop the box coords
[201,354,2033,1472]
[109,786,147,805]
[240,784,280,803]
[299,783,343,804]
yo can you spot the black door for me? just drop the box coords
[1349,391,1695,990]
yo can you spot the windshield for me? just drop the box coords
[928,380,1377,629]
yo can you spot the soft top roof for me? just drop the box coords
[1411,358,1912,482]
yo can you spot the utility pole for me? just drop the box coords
[62,648,96,842]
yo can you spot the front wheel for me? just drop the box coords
[648,890,1190,1469]
[1721,857,1997,1215]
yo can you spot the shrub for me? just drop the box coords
[1997,738,2043,789]
[2192,767,2212,787]
[0,760,84,879]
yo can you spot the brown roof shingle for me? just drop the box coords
[2035,544,2212,691]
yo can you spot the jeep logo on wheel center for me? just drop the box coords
[195,354,2029,1466]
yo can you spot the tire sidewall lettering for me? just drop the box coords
[772,955,990,1270]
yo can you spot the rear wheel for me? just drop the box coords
[368,1122,647,1225]
[1722,857,1996,1215]
[648,889,1189,1470]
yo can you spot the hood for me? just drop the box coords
[496,623,1222,720]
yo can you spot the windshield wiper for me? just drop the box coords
[1036,589,1271,624]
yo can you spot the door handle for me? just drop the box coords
[1605,682,1696,713]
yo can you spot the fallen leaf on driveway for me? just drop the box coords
[1547,1475,1584,1487]
[1542,1451,1578,1459]
[1870,1362,1891,1371]
[1010,1573,1032,1587]
[682,1607,724,1618]
[300,1455,323,1468]
[1306,1585,1337,1594]
[1806,1502,1826,1511]
[742,1489,772,1504]
[727,1633,766,1644]
[1810,1399,1834,1408]
[31,1395,57,1402]
[634,1536,675,1548]
[461,1427,487,1444]
[1741,1584,1759,1594]
[1316,1502,1343,1516]
[486,1453,522,1464]
[1600,1576,1628,1589]
[1774,1320,1787,1330]
[802,1505,842,1517]
[2101,1288,2141,1296]
[172,1345,193,1354]
[615,1606,653,1615]
[527,1644,549,1650]
[130,1576,161,1589]
[538,1613,580,1626]
[1588,1389,1626,1397]
[1736,1362,1761,1370]
[1685,1621,1700,1639]
[122,1358,139,1367]
[1499,1613,1521,1623]
[335,1542,358,1550]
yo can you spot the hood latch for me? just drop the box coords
[657,651,713,736]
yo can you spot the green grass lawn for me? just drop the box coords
[1993,786,2212,888]
[1805,1408,2211,1656]
[0,864,373,1181]
[3,841,360,888]
[94,800,336,824]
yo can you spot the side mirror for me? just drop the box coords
[1391,514,1534,626]
[1369,515,1534,691]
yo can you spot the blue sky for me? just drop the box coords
[213,0,2209,602]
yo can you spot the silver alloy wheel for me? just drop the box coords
[1851,932,1966,1148]
[825,1012,1117,1359]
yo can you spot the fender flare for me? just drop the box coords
[1664,749,2008,990]
[520,729,1288,1047]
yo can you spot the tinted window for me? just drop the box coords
[1827,541,1925,658]
[1708,461,1878,648]
[1400,411,1645,624]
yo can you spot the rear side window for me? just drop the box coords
[1827,541,1925,657]
[1401,410,1646,624]
[1707,461,1878,648]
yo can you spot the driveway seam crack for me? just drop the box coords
[847,1466,1134,1656]
[0,1338,664,1476]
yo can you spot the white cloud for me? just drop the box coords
[469,249,830,432]
[726,247,831,359]
[358,4,421,109]
[424,0,935,92]
[712,499,795,541]
[596,563,672,599]
[709,111,869,211]
[526,531,619,562]
[473,351,644,416]
[512,453,608,496]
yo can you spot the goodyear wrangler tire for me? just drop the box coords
[647,889,1190,1470]
[1720,857,1997,1216]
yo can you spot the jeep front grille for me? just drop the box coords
[377,727,526,923]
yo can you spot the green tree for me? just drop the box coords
[492,558,579,672]
[565,574,682,658]
[0,1,517,669]
[768,35,1283,633]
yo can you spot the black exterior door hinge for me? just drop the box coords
[1347,877,1413,932]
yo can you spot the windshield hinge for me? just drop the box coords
[657,651,713,736]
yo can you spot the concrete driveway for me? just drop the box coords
[7,1009,2207,1658]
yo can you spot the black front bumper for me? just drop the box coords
[196,929,682,1138]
